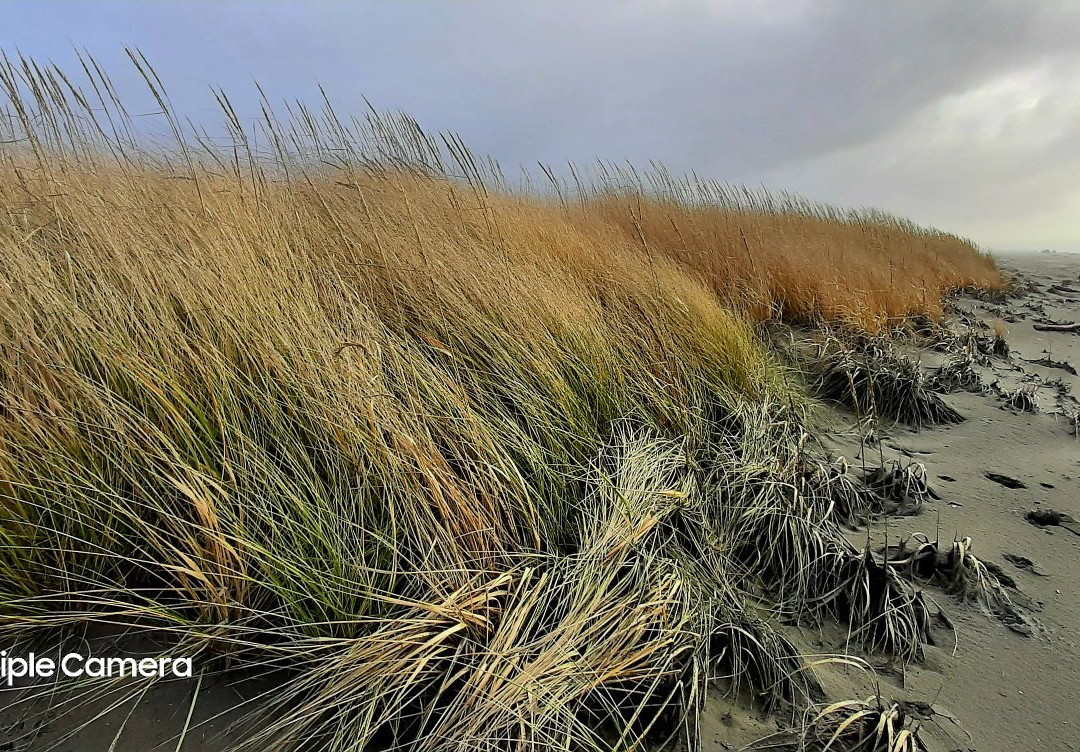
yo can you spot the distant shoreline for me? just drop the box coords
[993,248,1080,256]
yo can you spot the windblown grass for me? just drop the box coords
[0,52,1002,750]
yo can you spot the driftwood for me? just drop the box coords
[1049,284,1080,295]
[1032,322,1080,333]
[1023,355,1078,375]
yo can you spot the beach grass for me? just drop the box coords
[0,52,1003,751]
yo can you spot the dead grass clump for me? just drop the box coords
[816,349,965,429]
[790,696,937,751]
[862,460,940,516]
[837,548,934,661]
[703,406,932,662]
[796,457,882,525]
[993,318,1009,342]
[927,353,983,394]
[927,327,1004,364]
[797,455,948,525]
[1005,386,1040,413]
[757,682,973,751]
[881,534,1035,634]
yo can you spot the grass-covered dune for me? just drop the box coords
[0,54,1003,751]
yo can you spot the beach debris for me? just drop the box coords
[1048,283,1080,295]
[882,439,936,457]
[1024,353,1078,375]
[984,472,1026,489]
[1048,377,1073,401]
[1033,321,1080,333]
[1002,552,1048,577]
[1002,385,1039,413]
[1025,508,1080,536]
[1006,621,1035,637]
[863,459,939,515]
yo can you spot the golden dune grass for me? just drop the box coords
[0,53,1001,751]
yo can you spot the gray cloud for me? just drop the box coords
[3,0,1079,248]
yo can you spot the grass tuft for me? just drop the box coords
[815,343,965,428]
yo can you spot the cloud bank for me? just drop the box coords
[4,0,1079,249]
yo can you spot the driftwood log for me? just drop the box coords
[1049,284,1080,295]
[1033,322,1080,333]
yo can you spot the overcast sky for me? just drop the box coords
[4,1,1080,251]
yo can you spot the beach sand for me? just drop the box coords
[845,250,1080,752]
[701,250,1080,751]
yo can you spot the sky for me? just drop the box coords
[3,1,1080,251]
